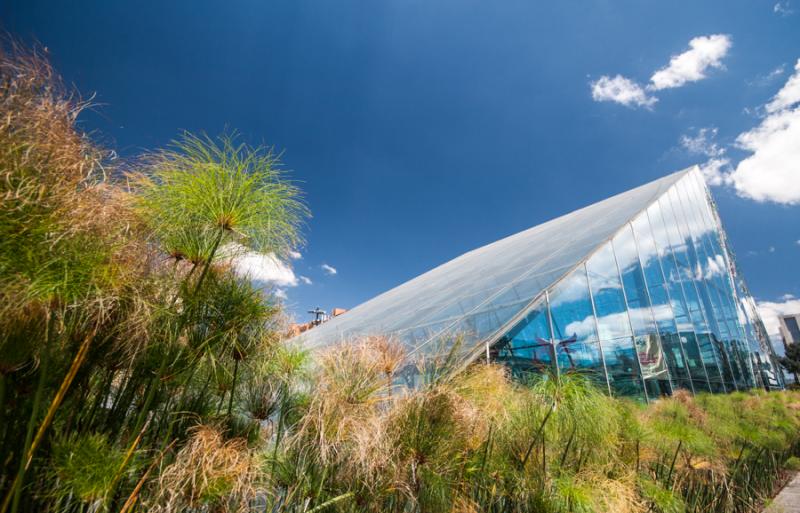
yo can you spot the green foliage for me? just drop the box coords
[50,433,126,504]
[637,476,684,513]
[785,456,800,471]
[0,42,303,513]
[134,131,309,261]
[779,342,800,379]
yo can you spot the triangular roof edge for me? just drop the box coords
[292,167,698,358]
[452,167,699,367]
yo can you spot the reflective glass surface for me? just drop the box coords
[586,243,645,398]
[548,266,606,384]
[613,225,672,397]
[294,168,783,397]
[295,171,691,360]
[493,300,553,378]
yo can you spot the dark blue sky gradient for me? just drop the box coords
[4,1,799,320]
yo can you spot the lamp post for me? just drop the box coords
[308,307,327,326]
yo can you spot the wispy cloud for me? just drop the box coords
[321,264,337,275]
[288,250,302,259]
[774,1,794,16]
[299,275,312,285]
[590,75,657,108]
[748,64,786,87]
[648,35,732,91]
[680,127,725,157]
[590,34,732,109]
[679,127,732,186]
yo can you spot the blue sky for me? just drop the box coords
[4,0,799,335]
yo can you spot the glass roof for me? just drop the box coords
[292,169,693,359]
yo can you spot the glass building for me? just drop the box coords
[293,169,784,399]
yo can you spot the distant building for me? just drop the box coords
[287,307,348,338]
[779,313,800,348]
[290,168,785,398]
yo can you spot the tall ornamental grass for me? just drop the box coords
[0,42,306,513]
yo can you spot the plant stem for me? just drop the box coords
[270,383,287,476]
[4,312,52,513]
[106,417,151,508]
[227,358,239,417]
[521,403,554,469]
[118,440,176,513]
[0,373,6,435]
[666,440,682,486]
[133,227,224,435]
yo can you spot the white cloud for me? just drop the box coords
[796,239,800,246]
[590,75,657,108]
[727,59,800,204]
[680,127,725,157]
[696,158,732,187]
[288,250,302,260]
[766,59,800,113]
[591,34,731,109]
[769,246,777,253]
[321,264,337,275]
[758,294,800,339]
[649,34,732,91]
[299,275,312,285]
[233,251,298,287]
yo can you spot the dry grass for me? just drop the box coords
[146,425,260,513]
[292,337,405,464]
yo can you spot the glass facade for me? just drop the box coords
[295,168,783,397]
[493,169,783,399]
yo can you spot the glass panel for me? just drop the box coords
[614,225,656,336]
[600,337,645,399]
[647,201,704,392]
[688,173,758,390]
[638,333,672,398]
[633,211,692,392]
[548,267,606,384]
[672,181,726,392]
[586,243,645,399]
[586,243,633,340]
[493,302,553,378]
[657,192,712,393]
[686,196,739,391]
[649,201,692,329]
[613,224,671,397]
[677,331,710,392]
[632,213,666,290]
